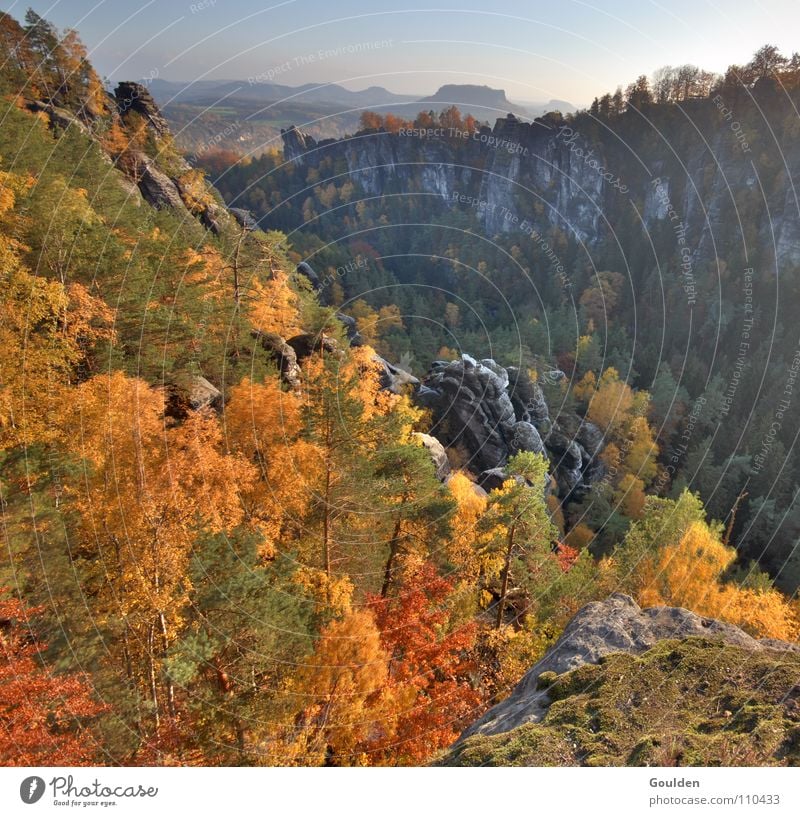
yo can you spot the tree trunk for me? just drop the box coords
[381,518,404,598]
[496,524,515,629]
[323,465,332,578]
[158,611,176,718]
[147,623,161,732]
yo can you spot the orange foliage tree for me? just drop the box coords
[366,563,480,764]
[0,592,105,765]
[62,372,256,738]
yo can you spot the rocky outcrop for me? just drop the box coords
[281,96,800,270]
[459,593,799,741]
[165,374,222,418]
[296,261,320,289]
[335,313,363,346]
[27,100,89,134]
[416,355,604,499]
[131,151,185,210]
[115,81,170,138]
[229,207,259,231]
[374,355,419,394]
[287,332,341,359]
[413,432,451,481]
[258,332,302,389]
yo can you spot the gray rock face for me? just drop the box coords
[258,332,302,389]
[417,355,603,499]
[335,313,364,347]
[374,355,419,394]
[230,207,258,231]
[166,374,222,418]
[413,432,451,481]
[459,593,799,740]
[477,467,509,492]
[27,100,89,134]
[416,355,518,474]
[511,421,544,456]
[280,102,800,271]
[135,154,184,210]
[115,81,170,138]
[280,125,318,164]
[296,261,320,290]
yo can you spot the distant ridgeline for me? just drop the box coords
[203,54,800,588]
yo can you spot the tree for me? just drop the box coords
[165,532,314,763]
[359,111,383,131]
[637,520,799,640]
[367,563,479,764]
[62,372,255,742]
[481,453,558,628]
[0,591,105,765]
[745,45,788,82]
[625,75,653,109]
[0,170,113,450]
[374,442,454,598]
[282,610,394,766]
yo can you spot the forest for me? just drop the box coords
[0,10,798,767]
[203,45,800,592]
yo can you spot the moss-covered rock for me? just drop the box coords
[438,638,800,766]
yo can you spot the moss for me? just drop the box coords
[438,637,800,766]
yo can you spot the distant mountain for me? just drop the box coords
[148,78,576,154]
[149,78,416,109]
[520,98,578,117]
[414,84,530,119]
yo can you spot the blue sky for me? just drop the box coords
[7,0,800,105]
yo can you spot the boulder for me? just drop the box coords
[374,355,419,394]
[165,374,222,418]
[458,593,799,740]
[413,432,451,481]
[510,420,544,455]
[477,467,508,492]
[258,332,301,389]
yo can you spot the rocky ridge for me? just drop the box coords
[458,593,800,742]
[282,102,800,268]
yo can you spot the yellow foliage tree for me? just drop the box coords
[276,610,396,766]
[637,521,799,641]
[63,372,256,734]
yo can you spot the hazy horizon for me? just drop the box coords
[7,0,800,107]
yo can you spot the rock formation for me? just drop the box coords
[413,432,452,481]
[281,101,800,269]
[114,81,171,138]
[165,374,222,419]
[416,354,604,498]
[458,593,799,741]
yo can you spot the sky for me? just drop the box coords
[6,0,800,106]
